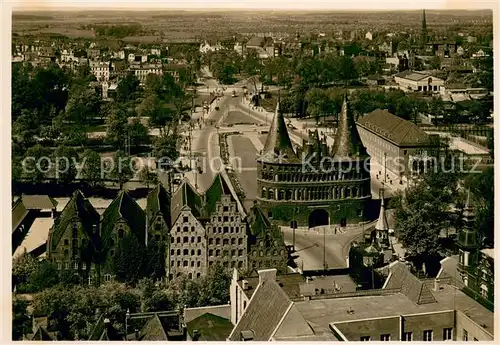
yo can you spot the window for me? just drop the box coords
[183,226,188,232]
[171,249,174,255]
[64,239,69,245]
[191,226,195,232]
[231,238,236,245]
[118,229,124,238]
[183,249,189,255]
[74,262,78,270]
[191,237,195,243]
[183,216,189,223]
[57,262,62,270]
[402,332,412,341]
[423,330,433,341]
[223,206,229,212]
[82,262,87,270]
[209,250,213,256]
[197,249,201,255]
[463,329,468,341]
[209,238,214,245]
[191,249,195,255]
[380,334,390,341]
[360,336,370,341]
[197,236,201,243]
[443,328,453,341]
[177,237,181,243]
[183,237,188,243]
[183,261,188,267]
[238,238,243,245]
[104,274,111,282]
[197,261,201,267]
[223,216,229,222]
[196,272,201,279]
[191,261,195,267]
[216,249,221,257]
[177,249,181,255]
[216,238,221,245]
[238,249,243,256]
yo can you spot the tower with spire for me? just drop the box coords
[374,188,390,247]
[456,190,479,284]
[256,94,372,227]
[420,9,428,47]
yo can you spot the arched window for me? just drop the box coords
[261,188,267,199]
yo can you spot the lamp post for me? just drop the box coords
[125,308,130,340]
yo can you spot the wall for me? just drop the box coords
[402,310,455,341]
[455,310,493,341]
[334,316,400,341]
[169,210,207,279]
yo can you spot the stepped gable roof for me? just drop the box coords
[375,195,390,231]
[228,278,293,340]
[146,183,171,227]
[170,179,203,223]
[332,95,368,158]
[260,102,299,164]
[203,173,233,216]
[186,313,233,341]
[100,190,146,248]
[384,261,437,305]
[357,108,429,146]
[49,190,99,250]
[248,204,272,237]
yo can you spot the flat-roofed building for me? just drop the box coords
[394,70,444,93]
[356,109,434,180]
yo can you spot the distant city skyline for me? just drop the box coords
[7,0,498,11]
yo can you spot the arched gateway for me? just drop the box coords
[308,209,329,228]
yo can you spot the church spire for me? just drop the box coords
[421,9,428,46]
[375,190,389,232]
[331,94,368,158]
[260,101,298,163]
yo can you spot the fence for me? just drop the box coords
[290,288,402,302]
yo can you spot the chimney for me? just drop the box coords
[306,276,310,283]
[434,279,440,291]
[258,268,277,285]
[242,279,249,290]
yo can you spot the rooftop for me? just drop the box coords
[186,313,233,341]
[394,70,431,81]
[293,284,493,333]
[357,109,430,147]
[481,248,494,260]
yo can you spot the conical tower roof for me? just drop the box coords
[375,191,389,231]
[260,102,299,163]
[462,189,476,223]
[331,95,368,159]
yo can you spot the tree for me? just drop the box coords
[13,298,31,340]
[105,105,128,150]
[466,167,494,246]
[127,118,149,150]
[22,144,51,184]
[198,264,231,306]
[81,149,103,188]
[138,165,158,189]
[52,145,79,185]
[153,133,180,163]
[115,74,140,102]
[108,150,134,189]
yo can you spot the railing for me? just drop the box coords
[290,288,402,302]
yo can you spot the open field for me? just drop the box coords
[13,10,492,39]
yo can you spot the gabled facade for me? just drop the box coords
[47,190,100,281]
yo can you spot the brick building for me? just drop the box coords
[257,97,372,227]
[356,109,434,180]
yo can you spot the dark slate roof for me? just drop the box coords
[203,173,233,216]
[100,190,146,248]
[228,279,293,341]
[246,36,265,47]
[394,70,430,81]
[357,109,430,146]
[170,179,203,224]
[247,204,272,237]
[49,190,100,250]
[139,315,168,341]
[238,271,305,300]
[260,102,299,163]
[20,195,58,210]
[332,96,368,158]
[186,313,233,341]
[12,199,29,233]
[146,183,171,228]
[384,261,437,305]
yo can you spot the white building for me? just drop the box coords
[129,63,163,84]
[89,61,110,82]
[365,31,373,40]
[394,70,444,93]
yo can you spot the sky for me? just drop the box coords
[7,0,499,11]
